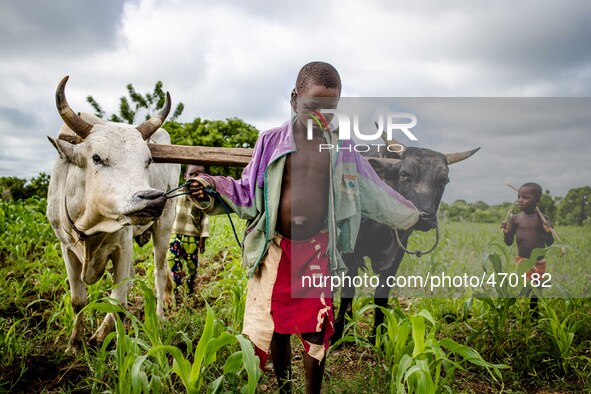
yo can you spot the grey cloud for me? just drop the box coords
[1,0,590,203]
[0,0,125,58]
[336,98,591,204]
[0,106,42,129]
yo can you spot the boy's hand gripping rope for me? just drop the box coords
[164,180,242,248]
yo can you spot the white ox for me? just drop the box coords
[46,76,180,349]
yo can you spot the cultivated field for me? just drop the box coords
[1,198,590,393]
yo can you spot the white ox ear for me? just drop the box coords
[47,136,85,167]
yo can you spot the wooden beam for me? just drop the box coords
[149,144,253,167]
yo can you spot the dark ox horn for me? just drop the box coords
[377,121,407,152]
[445,147,480,164]
[382,133,406,149]
[381,133,406,159]
[136,92,171,140]
[56,76,93,139]
[378,122,406,159]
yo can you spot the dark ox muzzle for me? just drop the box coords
[415,210,437,232]
[130,190,167,218]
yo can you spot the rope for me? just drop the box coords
[64,197,89,241]
[164,181,242,248]
[393,224,439,258]
[203,186,242,248]
[163,181,194,198]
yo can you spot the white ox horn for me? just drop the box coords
[136,92,172,140]
[445,147,481,164]
[56,76,93,139]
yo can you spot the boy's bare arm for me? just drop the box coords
[543,214,555,246]
[502,215,516,246]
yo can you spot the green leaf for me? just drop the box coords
[410,314,426,358]
[148,345,193,392]
[488,253,503,275]
[224,351,244,374]
[191,303,216,390]
[236,334,261,394]
[439,338,508,380]
[462,298,473,321]
[206,376,225,394]
[395,354,413,394]
[204,332,237,367]
[131,354,149,393]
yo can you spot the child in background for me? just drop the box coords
[168,165,209,294]
[502,182,554,316]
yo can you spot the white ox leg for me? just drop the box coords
[62,246,86,352]
[151,202,175,317]
[152,225,173,317]
[90,241,133,344]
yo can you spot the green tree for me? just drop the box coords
[557,186,591,225]
[0,177,27,201]
[444,200,475,222]
[25,172,50,200]
[538,189,557,219]
[473,208,499,223]
[87,81,184,124]
[0,173,51,201]
[165,117,259,178]
[473,201,489,211]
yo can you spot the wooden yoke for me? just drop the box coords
[149,144,253,167]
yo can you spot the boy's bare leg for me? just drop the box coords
[303,352,326,394]
[301,330,326,394]
[271,332,292,393]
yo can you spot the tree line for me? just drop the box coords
[3,174,588,226]
[1,81,589,226]
[439,187,591,226]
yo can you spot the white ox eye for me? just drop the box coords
[92,154,103,165]
[146,157,153,168]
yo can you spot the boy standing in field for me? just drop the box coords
[168,165,209,294]
[501,182,554,316]
[190,61,419,393]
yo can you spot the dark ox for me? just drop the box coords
[333,142,479,342]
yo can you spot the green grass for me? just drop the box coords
[0,199,590,392]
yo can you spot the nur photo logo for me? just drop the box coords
[304,104,418,153]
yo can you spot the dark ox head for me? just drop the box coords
[368,146,479,232]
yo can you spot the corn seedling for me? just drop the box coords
[365,307,507,393]
[146,303,261,393]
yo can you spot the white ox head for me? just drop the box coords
[48,76,170,236]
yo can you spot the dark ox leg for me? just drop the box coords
[371,249,405,342]
[372,274,392,342]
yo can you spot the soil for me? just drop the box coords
[0,346,89,393]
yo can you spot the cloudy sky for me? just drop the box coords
[1,0,590,204]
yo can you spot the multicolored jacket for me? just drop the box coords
[193,121,419,277]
